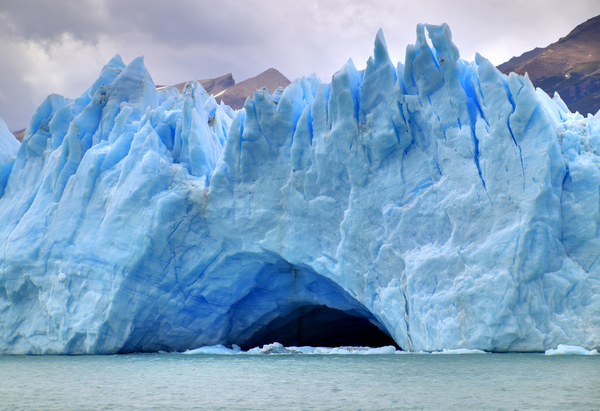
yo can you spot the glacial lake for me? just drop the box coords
[1,351,598,410]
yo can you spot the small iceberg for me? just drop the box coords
[544,345,599,355]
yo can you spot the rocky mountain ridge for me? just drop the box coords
[161,68,291,110]
[498,14,600,116]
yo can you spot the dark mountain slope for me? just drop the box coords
[215,68,290,109]
[498,14,600,115]
[167,73,235,95]
[160,68,291,110]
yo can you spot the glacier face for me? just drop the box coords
[1,24,600,354]
[0,117,20,198]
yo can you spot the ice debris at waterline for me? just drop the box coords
[1,23,600,355]
[182,343,400,355]
[544,345,599,355]
[178,342,484,355]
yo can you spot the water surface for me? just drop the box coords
[1,353,598,410]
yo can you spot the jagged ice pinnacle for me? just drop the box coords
[0,24,599,354]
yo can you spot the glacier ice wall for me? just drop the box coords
[0,117,20,198]
[1,24,599,354]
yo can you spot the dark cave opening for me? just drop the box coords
[238,305,400,351]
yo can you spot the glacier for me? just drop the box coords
[1,23,600,354]
[0,117,20,199]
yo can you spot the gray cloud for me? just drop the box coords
[0,0,107,42]
[1,0,599,131]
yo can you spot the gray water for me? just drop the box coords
[0,353,598,410]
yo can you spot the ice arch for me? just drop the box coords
[220,257,398,350]
[112,254,397,353]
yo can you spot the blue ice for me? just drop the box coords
[0,24,599,354]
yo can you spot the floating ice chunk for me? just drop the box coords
[431,349,488,354]
[250,342,294,355]
[183,344,242,355]
[326,346,399,354]
[328,347,353,354]
[312,347,335,354]
[245,345,399,355]
[359,346,398,354]
[544,345,599,355]
[286,346,317,354]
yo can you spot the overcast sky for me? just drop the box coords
[1,0,599,131]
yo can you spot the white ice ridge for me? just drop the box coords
[1,24,600,354]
